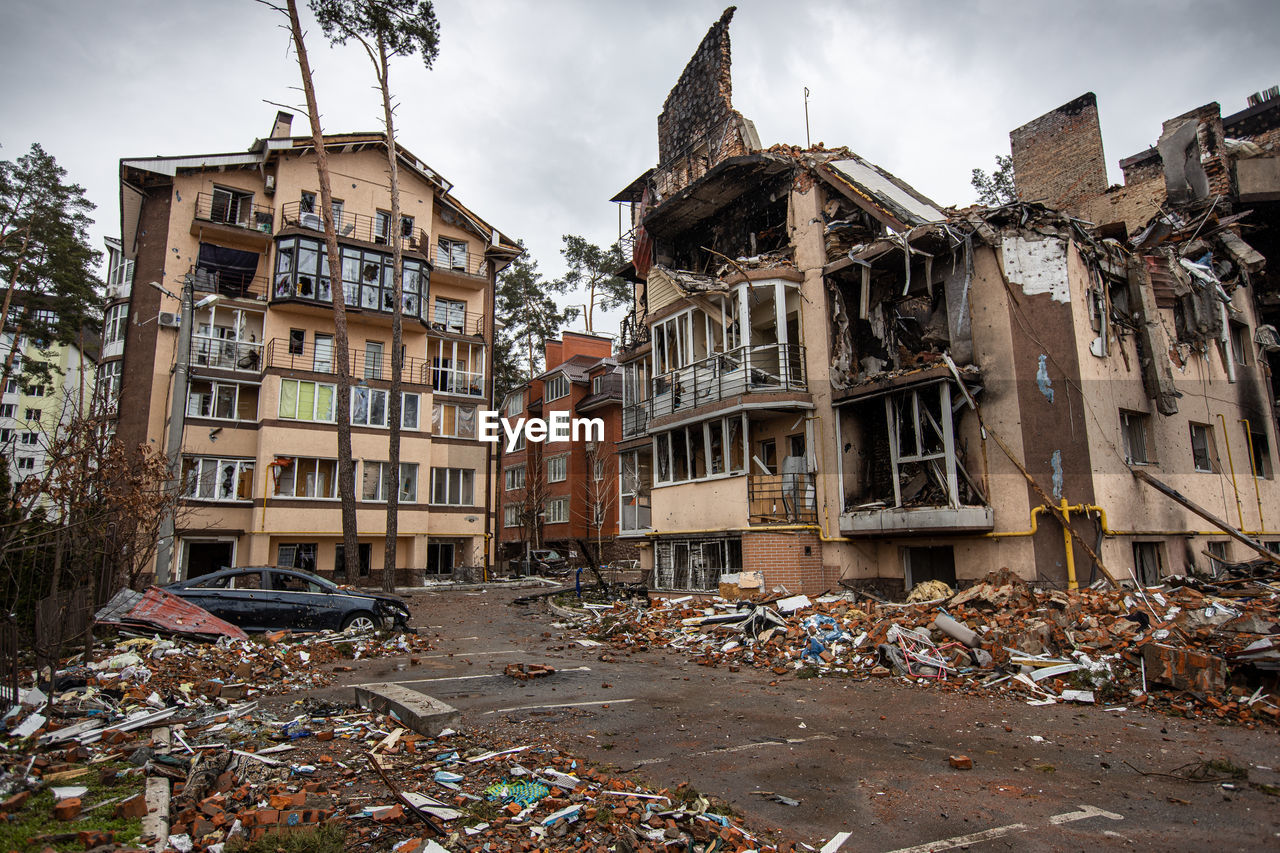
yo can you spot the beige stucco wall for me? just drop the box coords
[650,474,750,532]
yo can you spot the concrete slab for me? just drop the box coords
[352,683,460,736]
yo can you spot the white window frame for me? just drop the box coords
[351,386,389,427]
[503,504,521,528]
[188,379,258,421]
[545,373,569,402]
[278,379,336,422]
[273,457,339,499]
[433,401,478,438]
[362,460,419,502]
[546,497,569,524]
[546,454,568,483]
[430,467,475,506]
[103,303,128,350]
[505,464,526,491]
[505,390,525,418]
[182,456,254,502]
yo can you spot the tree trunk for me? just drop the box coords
[285,0,359,580]
[378,32,404,593]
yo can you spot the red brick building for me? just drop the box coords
[497,332,635,571]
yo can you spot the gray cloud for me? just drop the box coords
[3,0,1277,334]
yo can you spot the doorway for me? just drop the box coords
[183,540,235,579]
[902,545,956,588]
[426,542,455,576]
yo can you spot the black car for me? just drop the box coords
[164,567,411,633]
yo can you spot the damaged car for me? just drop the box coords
[164,567,411,633]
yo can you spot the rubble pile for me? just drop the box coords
[5,694,788,853]
[572,568,1280,725]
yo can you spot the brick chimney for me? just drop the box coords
[1010,93,1108,214]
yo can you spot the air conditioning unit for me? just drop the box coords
[264,174,276,194]
[300,212,323,231]
[158,311,182,329]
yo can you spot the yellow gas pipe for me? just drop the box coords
[1216,413,1246,531]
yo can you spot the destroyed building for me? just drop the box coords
[611,8,1280,597]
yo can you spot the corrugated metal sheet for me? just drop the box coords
[96,586,248,640]
[826,157,946,229]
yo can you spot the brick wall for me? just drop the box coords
[1077,177,1166,233]
[741,530,823,595]
[1010,92,1108,214]
[653,7,754,200]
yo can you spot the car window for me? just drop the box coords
[190,575,230,589]
[231,571,263,590]
[272,572,323,593]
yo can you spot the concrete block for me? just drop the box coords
[352,684,460,737]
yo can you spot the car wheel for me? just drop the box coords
[342,612,377,633]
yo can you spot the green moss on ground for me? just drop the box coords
[0,762,144,852]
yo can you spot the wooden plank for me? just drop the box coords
[1130,468,1280,567]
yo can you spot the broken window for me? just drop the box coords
[1120,410,1152,466]
[1133,541,1165,586]
[1190,423,1217,473]
[654,536,742,592]
[1248,430,1272,479]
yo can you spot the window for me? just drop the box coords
[362,461,419,502]
[619,450,652,532]
[546,497,569,524]
[545,374,569,401]
[433,298,467,334]
[654,536,742,591]
[546,454,567,483]
[0,404,12,418]
[351,387,388,427]
[503,504,521,528]
[210,185,253,226]
[375,210,393,244]
[278,379,335,422]
[1248,429,1273,479]
[335,542,372,578]
[4,380,17,395]
[23,385,45,397]
[103,304,128,349]
[182,457,254,501]
[313,333,333,373]
[1230,321,1251,367]
[505,390,524,418]
[364,341,384,380]
[432,402,476,438]
[655,415,745,484]
[400,215,414,238]
[758,438,777,475]
[1133,541,1165,586]
[505,464,526,491]
[288,329,305,355]
[592,375,604,395]
[23,409,39,421]
[188,380,258,421]
[0,428,10,444]
[402,393,420,430]
[437,237,468,272]
[273,457,338,499]
[273,236,425,319]
[277,543,317,571]
[1120,410,1152,465]
[16,456,34,471]
[430,467,474,506]
[1206,540,1230,575]
[1190,423,1217,473]
[428,338,485,396]
[300,191,317,213]
[19,432,38,446]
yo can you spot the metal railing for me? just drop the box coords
[619,309,650,352]
[263,338,432,385]
[622,400,650,438]
[432,245,491,279]
[194,192,274,232]
[748,473,817,525]
[279,201,420,251]
[192,266,269,300]
[424,308,485,337]
[192,334,264,372]
[650,343,807,419]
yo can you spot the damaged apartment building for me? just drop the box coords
[611,7,1280,597]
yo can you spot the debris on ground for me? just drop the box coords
[559,567,1280,725]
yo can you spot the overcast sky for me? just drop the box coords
[3,0,1278,335]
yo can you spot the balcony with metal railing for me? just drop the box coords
[279,201,421,252]
[191,335,264,373]
[622,400,650,439]
[649,343,807,421]
[192,266,269,301]
[423,308,485,337]
[263,338,433,386]
[194,192,275,233]
[431,243,491,280]
[748,472,818,525]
